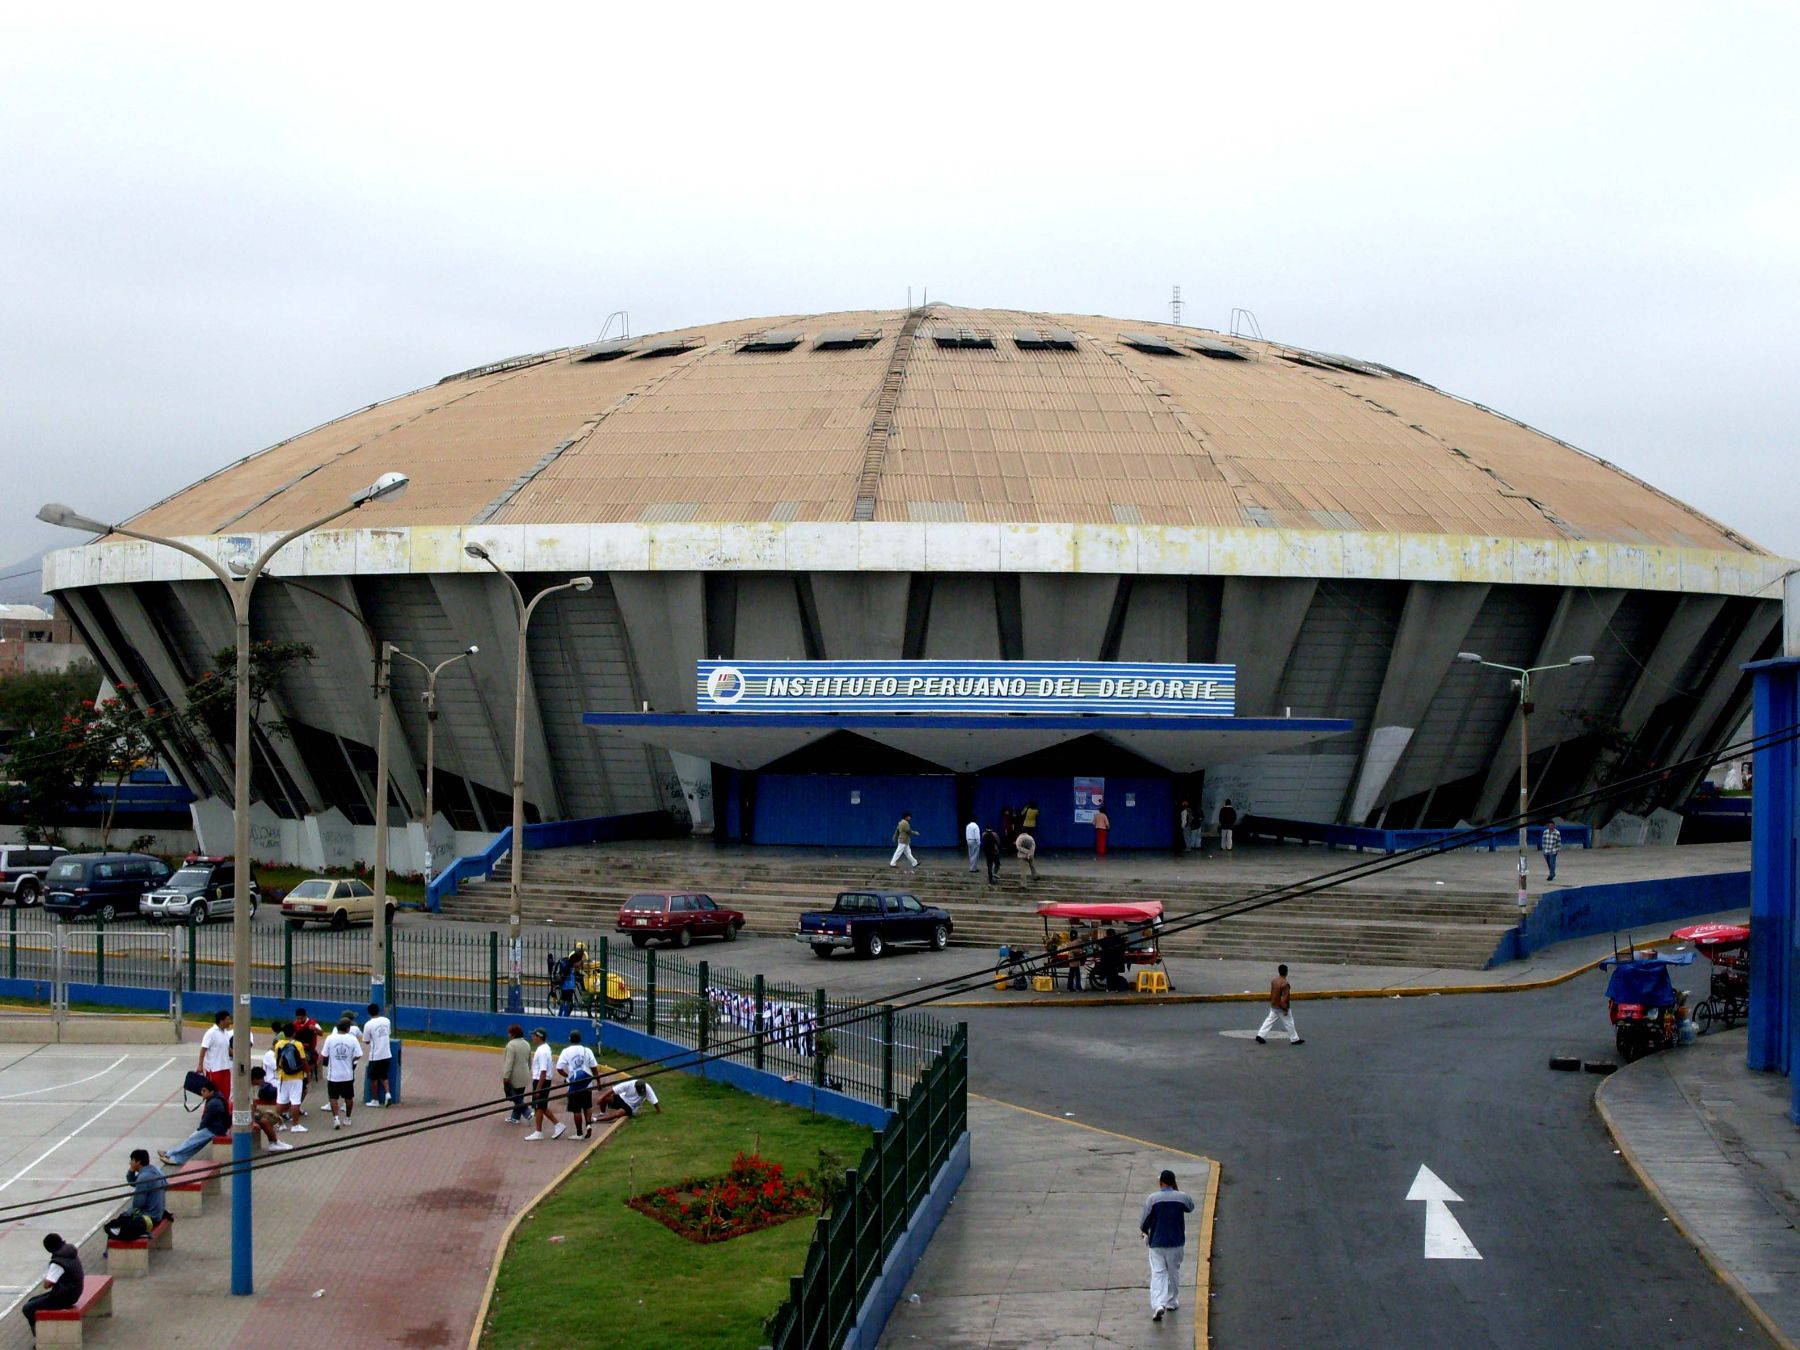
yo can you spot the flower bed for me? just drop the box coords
[628,1152,817,1244]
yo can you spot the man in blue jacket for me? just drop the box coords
[103,1149,166,1240]
[1139,1168,1195,1322]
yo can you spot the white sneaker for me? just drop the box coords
[267,1140,294,1152]
[552,1123,567,1139]
[523,1131,544,1141]
[334,1116,343,1130]
[288,1124,308,1134]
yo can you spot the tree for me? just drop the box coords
[180,639,316,752]
[5,683,166,846]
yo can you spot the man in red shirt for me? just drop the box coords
[292,1007,324,1084]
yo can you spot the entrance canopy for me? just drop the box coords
[581,711,1353,773]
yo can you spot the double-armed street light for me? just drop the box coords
[462,542,592,1012]
[1456,651,1596,917]
[389,644,479,888]
[37,470,410,1296]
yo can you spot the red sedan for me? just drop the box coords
[616,892,745,949]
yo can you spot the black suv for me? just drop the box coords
[43,853,173,922]
[0,844,68,906]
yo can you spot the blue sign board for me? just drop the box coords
[695,660,1236,716]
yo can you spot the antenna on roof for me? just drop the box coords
[1171,285,1182,326]
[907,286,912,309]
[1229,308,1263,341]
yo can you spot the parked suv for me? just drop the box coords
[139,856,259,926]
[0,844,68,906]
[43,852,173,922]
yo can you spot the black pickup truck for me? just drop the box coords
[794,891,954,959]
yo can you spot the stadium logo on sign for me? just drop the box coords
[705,666,747,705]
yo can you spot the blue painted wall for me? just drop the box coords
[972,776,1173,850]
[752,775,957,848]
[1488,870,1752,965]
[1746,657,1798,1124]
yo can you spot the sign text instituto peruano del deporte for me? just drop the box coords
[695,660,1236,716]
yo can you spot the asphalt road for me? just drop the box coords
[958,977,1774,1348]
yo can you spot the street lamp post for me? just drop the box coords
[38,471,409,1297]
[1456,651,1595,918]
[463,543,591,1013]
[389,644,479,888]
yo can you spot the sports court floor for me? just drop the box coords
[0,1034,188,1327]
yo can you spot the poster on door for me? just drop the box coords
[1073,776,1105,824]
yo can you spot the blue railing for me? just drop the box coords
[425,809,681,910]
[1241,814,1591,855]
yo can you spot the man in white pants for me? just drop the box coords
[1139,1169,1195,1322]
[889,812,919,868]
[964,819,980,873]
[1254,963,1304,1045]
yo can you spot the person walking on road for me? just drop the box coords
[524,1029,566,1141]
[501,1024,532,1123]
[1092,807,1111,857]
[964,819,981,873]
[889,812,919,869]
[321,1015,363,1129]
[1218,799,1238,851]
[1140,1168,1195,1322]
[362,1002,393,1106]
[1541,821,1562,881]
[198,1010,234,1103]
[1015,829,1038,884]
[981,827,1002,884]
[1254,963,1303,1045]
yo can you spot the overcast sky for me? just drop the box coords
[3,3,1796,577]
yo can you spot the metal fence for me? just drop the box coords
[0,908,956,1111]
[765,1022,969,1350]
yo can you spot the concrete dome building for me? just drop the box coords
[43,305,1791,865]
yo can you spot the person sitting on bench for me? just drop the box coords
[103,1149,166,1241]
[20,1232,82,1330]
[158,1080,229,1167]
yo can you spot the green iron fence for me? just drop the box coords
[764,1022,969,1350]
[1,910,956,1114]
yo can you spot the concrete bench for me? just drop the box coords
[33,1274,113,1348]
[106,1215,172,1277]
[208,1130,265,1163]
[166,1160,221,1217]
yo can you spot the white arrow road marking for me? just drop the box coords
[1407,1164,1481,1260]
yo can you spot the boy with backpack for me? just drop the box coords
[272,1023,309,1132]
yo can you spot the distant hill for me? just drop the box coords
[0,548,53,609]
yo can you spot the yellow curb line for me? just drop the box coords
[1593,1072,1798,1350]
[968,1092,1219,1347]
[941,956,1607,1008]
[466,1111,624,1350]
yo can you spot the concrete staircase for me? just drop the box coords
[438,847,1521,969]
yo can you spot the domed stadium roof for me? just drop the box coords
[123,305,1766,556]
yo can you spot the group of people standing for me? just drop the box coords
[964,804,1041,885]
[1177,798,1238,854]
[499,1024,662,1141]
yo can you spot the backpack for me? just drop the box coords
[277,1041,303,1076]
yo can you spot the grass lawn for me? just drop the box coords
[480,1068,870,1350]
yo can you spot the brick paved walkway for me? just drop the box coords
[40,1033,613,1350]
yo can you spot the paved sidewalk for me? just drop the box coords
[1598,1028,1800,1349]
[878,1096,1214,1350]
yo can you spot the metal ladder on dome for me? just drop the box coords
[851,307,929,522]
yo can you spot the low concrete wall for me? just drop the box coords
[0,1013,178,1043]
[1489,870,1752,964]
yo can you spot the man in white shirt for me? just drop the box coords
[554,1029,600,1139]
[594,1076,661,1123]
[964,819,980,873]
[321,1016,364,1129]
[524,1028,565,1141]
[361,1002,393,1107]
[197,1010,234,1102]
